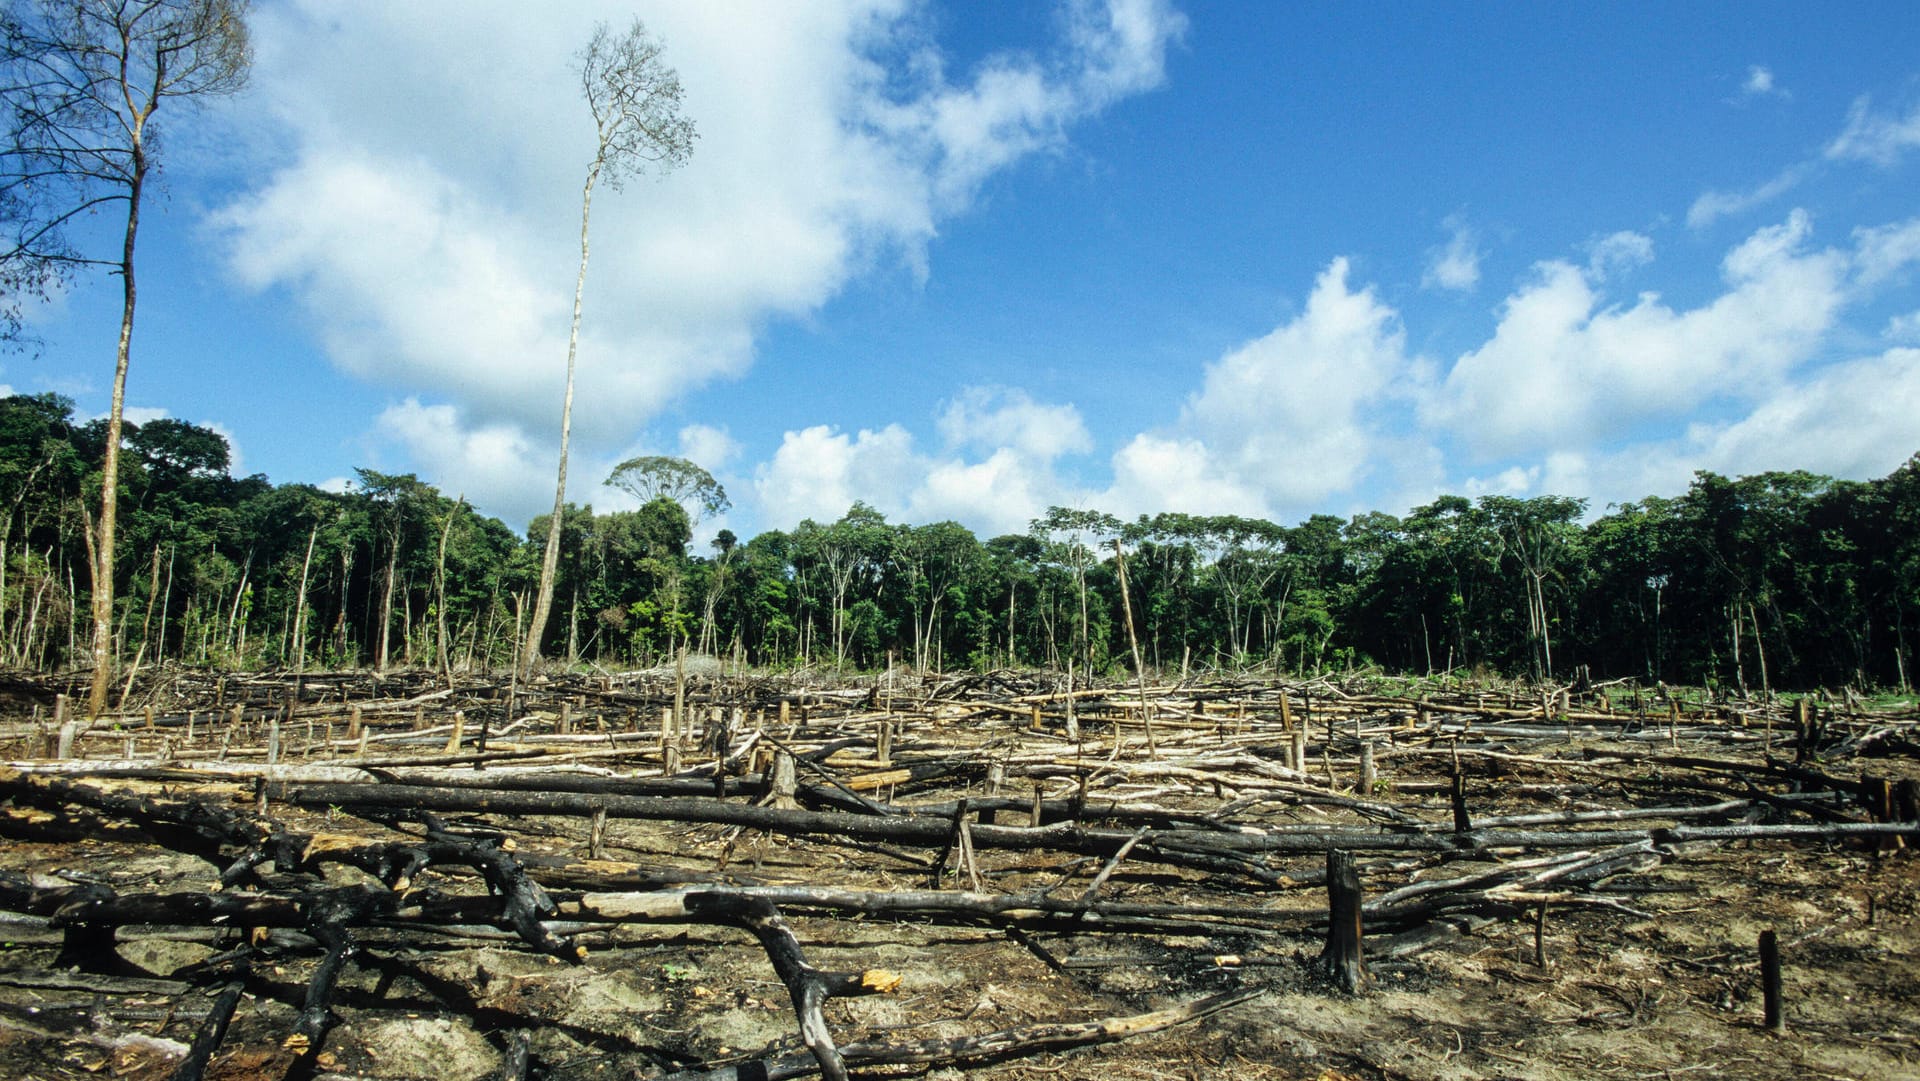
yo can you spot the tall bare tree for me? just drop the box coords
[1,0,250,715]
[524,19,695,674]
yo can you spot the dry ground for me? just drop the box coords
[1,671,1916,1081]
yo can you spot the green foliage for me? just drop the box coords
[2,391,1916,688]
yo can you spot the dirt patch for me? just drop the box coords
[3,673,1919,1080]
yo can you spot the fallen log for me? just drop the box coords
[651,986,1265,1081]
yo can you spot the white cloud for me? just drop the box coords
[1186,258,1412,507]
[1687,164,1810,229]
[677,424,742,471]
[215,0,1182,526]
[120,406,170,426]
[1585,230,1654,280]
[1888,310,1920,342]
[1100,434,1267,519]
[911,447,1060,535]
[1738,65,1788,101]
[1826,95,1920,166]
[1461,464,1539,499]
[753,423,923,526]
[1688,347,1920,479]
[373,398,555,518]
[731,206,1919,535]
[749,384,1095,535]
[1852,218,1920,286]
[1431,211,1846,458]
[1541,347,1920,510]
[936,385,1091,460]
[1421,215,1480,292]
[202,421,246,475]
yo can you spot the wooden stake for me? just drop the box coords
[589,806,608,860]
[1359,741,1377,795]
[445,711,464,753]
[1450,768,1472,834]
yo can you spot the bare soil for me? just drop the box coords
[2,670,1917,1081]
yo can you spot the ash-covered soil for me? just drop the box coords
[2,670,1917,1081]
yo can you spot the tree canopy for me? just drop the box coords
[2,393,1916,692]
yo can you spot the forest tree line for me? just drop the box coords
[4,392,1917,696]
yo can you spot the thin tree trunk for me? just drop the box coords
[434,504,455,682]
[1537,573,1553,680]
[156,549,175,668]
[1731,603,1747,697]
[292,525,318,683]
[525,158,604,674]
[116,545,164,708]
[1006,581,1016,668]
[376,530,398,671]
[87,129,147,717]
[225,550,253,658]
[333,545,353,663]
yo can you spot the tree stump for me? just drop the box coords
[1318,848,1369,993]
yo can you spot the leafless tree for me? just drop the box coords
[524,18,695,674]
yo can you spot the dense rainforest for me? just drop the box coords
[3,392,1916,697]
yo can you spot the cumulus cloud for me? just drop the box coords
[1092,257,1415,522]
[1585,230,1654,280]
[1688,347,1920,479]
[1184,258,1412,504]
[214,0,1183,526]
[1888,311,1920,342]
[1099,434,1267,519]
[1430,211,1845,458]
[749,204,1916,535]
[677,424,742,471]
[1852,218,1920,286]
[373,398,557,518]
[752,423,924,527]
[748,385,1095,535]
[937,385,1091,459]
[1421,215,1480,292]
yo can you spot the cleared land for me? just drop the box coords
[2,668,1918,1081]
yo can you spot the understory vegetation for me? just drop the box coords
[3,392,1916,695]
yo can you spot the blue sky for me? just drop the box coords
[13,1,1920,541]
